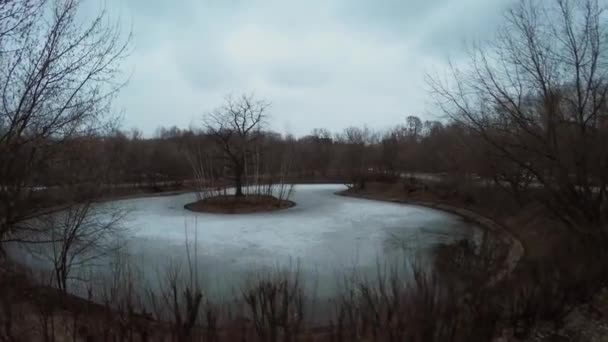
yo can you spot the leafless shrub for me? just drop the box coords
[241,267,305,342]
[17,202,127,294]
[188,145,225,201]
[434,232,509,289]
[275,144,296,204]
[329,261,470,342]
[96,249,154,341]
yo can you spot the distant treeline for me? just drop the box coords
[31,116,487,188]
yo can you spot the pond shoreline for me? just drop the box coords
[2,184,526,339]
[336,188,524,286]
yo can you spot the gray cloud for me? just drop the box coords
[101,0,516,136]
[268,64,332,89]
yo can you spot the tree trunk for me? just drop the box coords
[235,166,244,197]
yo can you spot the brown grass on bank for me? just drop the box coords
[342,177,608,339]
[184,195,295,214]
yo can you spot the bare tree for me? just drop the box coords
[338,126,374,189]
[309,128,334,178]
[406,115,423,141]
[0,1,42,49]
[204,94,269,197]
[429,0,608,235]
[24,201,126,293]
[242,268,304,342]
[0,0,131,246]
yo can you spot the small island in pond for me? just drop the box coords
[184,94,296,214]
[185,194,295,214]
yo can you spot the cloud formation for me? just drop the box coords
[105,0,514,136]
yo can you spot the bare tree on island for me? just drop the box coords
[429,0,608,236]
[187,94,296,213]
[0,0,131,245]
[204,94,269,197]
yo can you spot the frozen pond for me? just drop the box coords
[111,184,481,297]
[10,184,483,303]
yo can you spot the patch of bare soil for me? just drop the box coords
[184,195,295,214]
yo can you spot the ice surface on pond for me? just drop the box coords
[108,184,481,297]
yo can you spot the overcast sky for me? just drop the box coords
[101,0,515,137]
